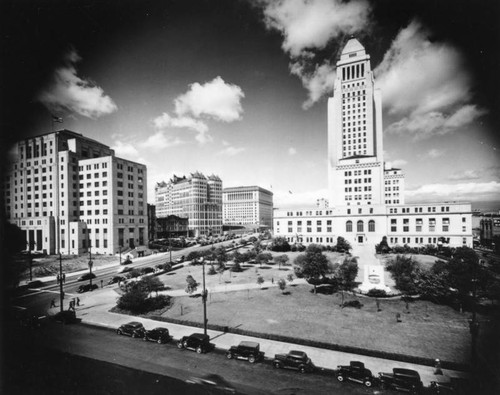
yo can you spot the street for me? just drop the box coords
[3,319,374,395]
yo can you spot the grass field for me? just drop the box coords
[155,256,473,364]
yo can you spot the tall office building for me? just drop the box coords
[273,39,471,248]
[328,38,404,206]
[155,172,222,237]
[222,186,273,229]
[3,130,148,255]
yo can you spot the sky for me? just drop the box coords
[1,0,499,211]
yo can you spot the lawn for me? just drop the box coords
[156,258,474,364]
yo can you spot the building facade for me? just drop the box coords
[274,39,472,248]
[222,186,273,229]
[3,130,148,255]
[155,172,222,237]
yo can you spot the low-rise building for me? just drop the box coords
[223,186,273,229]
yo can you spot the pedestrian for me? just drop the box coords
[101,279,103,288]
[272,277,274,284]
[62,273,66,283]
[69,300,74,310]
[76,297,80,306]
[50,299,56,308]
[434,359,443,375]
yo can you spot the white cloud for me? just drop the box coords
[290,61,336,109]
[174,76,244,122]
[140,130,184,151]
[112,140,139,158]
[274,188,329,209]
[288,147,297,155]
[153,112,208,134]
[385,159,407,169]
[406,181,500,202]
[448,170,480,181]
[426,148,445,158]
[261,0,371,57]
[38,48,117,119]
[375,20,486,138]
[218,146,245,156]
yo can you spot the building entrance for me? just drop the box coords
[357,235,364,243]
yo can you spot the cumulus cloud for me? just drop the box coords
[262,0,371,57]
[152,77,244,145]
[426,148,445,158]
[290,61,336,109]
[259,0,371,108]
[174,76,244,122]
[375,20,486,138]
[38,48,117,119]
[288,147,297,156]
[112,140,139,158]
[140,130,184,151]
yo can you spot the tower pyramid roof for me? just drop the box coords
[341,38,365,55]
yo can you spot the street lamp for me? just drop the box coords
[58,251,64,312]
[26,240,35,281]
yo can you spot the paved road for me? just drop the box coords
[4,319,373,395]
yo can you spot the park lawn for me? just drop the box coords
[159,282,473,364]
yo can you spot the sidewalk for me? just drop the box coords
[63,284,469,387]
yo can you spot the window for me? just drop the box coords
[357,220,364,232]
[368,220,375,232]
[346,221,352,232]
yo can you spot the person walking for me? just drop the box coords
[50,299,56,308]
[76,297,80,306]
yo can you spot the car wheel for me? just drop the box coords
[226,353,233,359]
[273,362,281,369]
[364,380,373,387]
[157,338,162,344]
[337,375,344,382]
[117,330,122,335]
[248,355,256,364]
[177,342,184,349]
[196,346,203,354]
[132,333,137,338]
[299,366,306,374]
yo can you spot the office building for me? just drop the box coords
[3,129,148,255]
[155,172,222,237]
[274,39,472,248]
[222,186,273,229]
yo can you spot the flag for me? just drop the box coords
[52,115,63,123]
[289,190,293,194]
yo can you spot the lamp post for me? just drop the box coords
[58,252,64,312]
[202,257,208,335]
[26,240,34,282]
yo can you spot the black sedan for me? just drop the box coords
[144,327,171,344]
[77,272,96,281]
[117,321,145,338]
[77,283,98,293]
[108,276,125,285]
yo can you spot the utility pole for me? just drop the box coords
[202,258,208,335]
[88,242,93,290]
[59,252,64,312]
[169,237,172,263]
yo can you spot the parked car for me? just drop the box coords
[177,333,211,354]
[117,266,132,274]
[336,361,375,387]
[429,380,457,394]
[175,255,185,263]
[226,341,264,364]
[185,374,236,393]
[273,350,315,373]
[77,283,98,293]
[53,310,78,324]
[108,276,125,285]
[116,321,146,338]
[144,327,171,344]
[77,272,96,281]
[378,368,424,394]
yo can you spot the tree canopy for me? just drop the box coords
[293,244,331,293]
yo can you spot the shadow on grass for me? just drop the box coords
[166,272,177,276]
[258,266,272,270]
[310,285,338,295]
[189,294,201,298]
[282,291,291,296]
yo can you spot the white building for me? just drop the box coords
[274,39,472,248]
[155,172,222,237]
[4,130,148,255]
[222,186,273,229]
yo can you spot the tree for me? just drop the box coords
[232,251,245,264]
[386,255,420,295]
[269,236,291,252]
[214,246,228,268]
[253,240,263,255]
[293,244,331,294]
[277,278,287,294]
[255,252,273,267]
[335,236,352,253]
[231,261,242,272]
[274,254,289,269]
[287,273,294,283]
[185,275,198,294]
[337,257,359,290]
[117,286,149,313]
[375,236,391,254]
[256,275,264,288]
[140,276,164,296]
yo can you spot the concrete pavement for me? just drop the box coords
[48,280,470,388]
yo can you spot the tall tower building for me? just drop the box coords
[328,38,385,207]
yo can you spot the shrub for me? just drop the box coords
[207,265,217,275]
[366,289,387,297]
[231,262,243,272]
